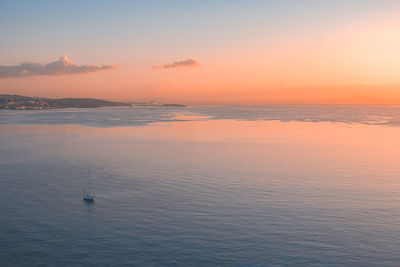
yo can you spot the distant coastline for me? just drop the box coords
[0,94,185,110]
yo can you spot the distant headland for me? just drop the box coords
[0,95,185,110]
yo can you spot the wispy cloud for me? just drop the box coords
[153,58,200,69]
[0,54,117,78]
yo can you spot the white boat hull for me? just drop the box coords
[83,193,95,201]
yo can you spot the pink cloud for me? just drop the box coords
[0,54,117,78]
[153,58,200,69]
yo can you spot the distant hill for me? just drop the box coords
[0,94,186,110]
[0,94,130,110]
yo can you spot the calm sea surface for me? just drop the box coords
[1,105,400,266]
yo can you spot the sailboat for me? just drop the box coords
[83,167,96,201]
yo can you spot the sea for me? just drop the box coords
[0,105,400,266]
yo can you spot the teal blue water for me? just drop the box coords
[1,106,400,266]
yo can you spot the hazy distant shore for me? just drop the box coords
[0,94,185,110]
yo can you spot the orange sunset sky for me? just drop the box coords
[1,1,400,104]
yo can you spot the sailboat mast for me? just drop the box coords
[88,166,91,193]
[83,164,95,201]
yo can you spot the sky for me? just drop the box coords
[1,0,400,104]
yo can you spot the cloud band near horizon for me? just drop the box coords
[153,59,200,69]
[0,54,117,78]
